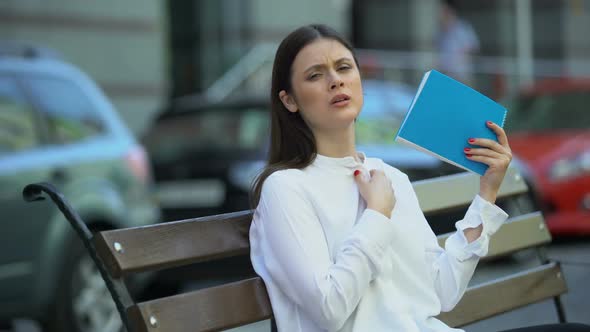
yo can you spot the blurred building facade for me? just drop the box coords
[2,0,589,132]
[170,0,590,101]
[168,0,351,97]
[0,0,168,135]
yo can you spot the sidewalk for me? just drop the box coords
[465,238,590,331]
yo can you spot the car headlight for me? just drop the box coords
[549,150,590,182]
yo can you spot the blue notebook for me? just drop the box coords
[394,70,508,176]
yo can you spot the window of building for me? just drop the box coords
[351,0,411,50]
[168,0,250,97]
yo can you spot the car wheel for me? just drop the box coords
[43,237,124,332]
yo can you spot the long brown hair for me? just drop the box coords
[249,24,359,209]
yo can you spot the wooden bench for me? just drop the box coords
[22,166,567,331]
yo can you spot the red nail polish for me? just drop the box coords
[487,121,493,125]
[466,154,472,158]
[464,148,471,152]
[468,138,475,143]
[354,170,360,177]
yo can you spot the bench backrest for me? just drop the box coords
[24,166,566,331]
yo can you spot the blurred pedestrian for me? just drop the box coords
[436,0,480,87]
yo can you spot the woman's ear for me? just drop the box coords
[279,90,298,113]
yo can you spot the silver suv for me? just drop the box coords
[0,44,160,331]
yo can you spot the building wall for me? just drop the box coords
[0,0,168,135]
[250,0,350,42]
[168,0,351,98]
[563,1,590,77]
[8,1,588,135]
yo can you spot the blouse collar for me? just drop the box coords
[312,151,366,174]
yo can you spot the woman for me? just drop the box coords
[249,24,588,332]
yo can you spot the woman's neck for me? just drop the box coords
[314,124,357,158]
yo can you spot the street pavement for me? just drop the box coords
[4,239,589,332]
[465,238,590,331]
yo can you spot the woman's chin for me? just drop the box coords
[333,105,361,120]
[325,110,360,129]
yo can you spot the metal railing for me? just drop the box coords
[198,44,590,103]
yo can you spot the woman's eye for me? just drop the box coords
[338,65,351,71]
[308,73,321,80]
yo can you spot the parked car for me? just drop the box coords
[504,78,590,236]
[142,96,266,221]
[0,43,160,331]
[143,80,468,226]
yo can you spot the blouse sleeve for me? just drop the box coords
[249,171,396,331]
[423,194,508,311]
[384,165,508,312]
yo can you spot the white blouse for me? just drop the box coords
[249,152,508,332]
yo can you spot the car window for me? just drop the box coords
[505,91,590,132]
[356,87,410,145]
[356,113,403,145]
[0,76,39,154]
[26,75,105,144]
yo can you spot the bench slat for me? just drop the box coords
[127,277,272,332]
[413,166,527,214]
[127,263,565,331]
[94,210,253,277]
[437,212,552,260]
[438,262,567,327]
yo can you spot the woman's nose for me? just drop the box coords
[330,77,344,90]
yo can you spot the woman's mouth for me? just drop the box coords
[330,94,351,107]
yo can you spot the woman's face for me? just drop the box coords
[280,38,363,132]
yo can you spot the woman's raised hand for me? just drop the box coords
[354,169,396,219]
[464,121,513,203]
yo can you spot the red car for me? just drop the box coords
[505,79,590,236]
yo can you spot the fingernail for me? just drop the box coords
[466,154,472,158]
[464,148,471,152]
[354,170,360,177]
[468,138,475,143]
[487,121,493,125]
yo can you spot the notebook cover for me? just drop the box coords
[394,70,508,176]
